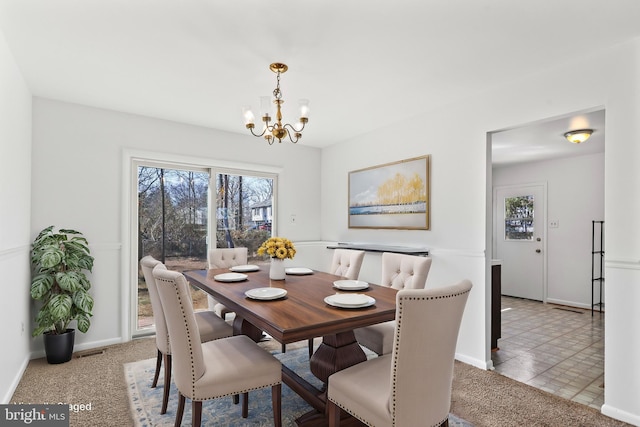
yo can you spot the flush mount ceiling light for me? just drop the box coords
[242,63,309,145]
[564,129,593,144]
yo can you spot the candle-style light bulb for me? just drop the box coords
[298,99,310,119]
[260,96,272,120]
[242,106,255,127]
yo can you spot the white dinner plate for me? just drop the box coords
[213,272,248,282]
[285,267,314,275]
[245,287,288,300]
[230,264,260,272]
[324,293,375,308]
[333,280,369,291]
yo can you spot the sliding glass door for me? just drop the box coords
[136,165,210,332]
[132,161,276,336]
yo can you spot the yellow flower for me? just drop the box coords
[258,236,296,260]
[275,247,288,259]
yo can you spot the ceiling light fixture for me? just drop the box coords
[563,129,593,144]
[242,63,309,144]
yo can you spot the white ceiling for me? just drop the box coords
[0,1,638,162]
[492,109,605,167]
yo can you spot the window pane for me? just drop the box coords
[215,173,273,263]
[504,195,534,240]
[137,166,209,331]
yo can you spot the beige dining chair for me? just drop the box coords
[306,248,367,357]
[329,248,365,280]
[140,256,233,415]
[153,265,282,427]
[328,280,472,427]
[207,247,248,319]
[354,252,432,355]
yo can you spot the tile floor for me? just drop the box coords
[491,296,605,410]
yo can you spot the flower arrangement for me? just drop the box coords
[257,237,296,260]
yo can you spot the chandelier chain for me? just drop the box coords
[273,70,282,100]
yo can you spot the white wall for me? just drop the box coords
[31,98,322,354]
[493,153,605,308]
[319,39,640,424]
[0,27,32,403]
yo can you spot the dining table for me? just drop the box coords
[184,265,398,426]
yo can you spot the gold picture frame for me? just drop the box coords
[348,155,430,230]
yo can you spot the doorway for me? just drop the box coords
[488,108,605,408]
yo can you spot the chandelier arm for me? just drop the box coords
[247,126,268,138]
[282,123,302,143]
[295,120,307,132]
[282,122,306,133]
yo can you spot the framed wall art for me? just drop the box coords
[348,155,430,230]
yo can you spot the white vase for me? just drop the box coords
[269,258,286,280]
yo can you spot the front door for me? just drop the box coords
[494,184,545,301]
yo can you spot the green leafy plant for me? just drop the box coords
[30,226,95,336]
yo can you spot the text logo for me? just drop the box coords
[0,405,68,426]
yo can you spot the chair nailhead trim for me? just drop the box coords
[390,287,471,426]
[329,400,374,427]
[193,381,282,401]
[160,277,199,399]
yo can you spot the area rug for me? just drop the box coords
[125,345,473,426]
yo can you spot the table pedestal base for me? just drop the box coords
[233,316,368,426]
[287,333,368,427]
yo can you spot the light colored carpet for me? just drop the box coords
[10,336,631,426]
[125,345,472,426]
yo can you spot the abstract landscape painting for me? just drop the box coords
[349,155,430,229]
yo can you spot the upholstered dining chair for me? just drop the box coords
[354,252,432,355]
[153,265,282,427]
[140,256,233,415]
[207,247,248,319]
[328,280,472,427]
[305,248,367,357]
[329,248,365,281]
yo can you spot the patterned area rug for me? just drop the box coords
[125,345,473,426]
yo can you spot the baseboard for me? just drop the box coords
[455,352,491,370]
[601,403,640,426]
[30,337,125,360]
[546,298,591,310]
[2,355,30,404]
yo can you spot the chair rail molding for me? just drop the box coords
[0,245,30,260]
[605,257,640,270]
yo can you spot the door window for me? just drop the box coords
[504,195,534,241]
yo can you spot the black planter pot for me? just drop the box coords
[44,329,75,364]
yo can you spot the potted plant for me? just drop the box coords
[30,226,95,364]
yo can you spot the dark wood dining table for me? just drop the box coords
[184,266,397,426]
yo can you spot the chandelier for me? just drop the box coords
[242,63,309,144]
